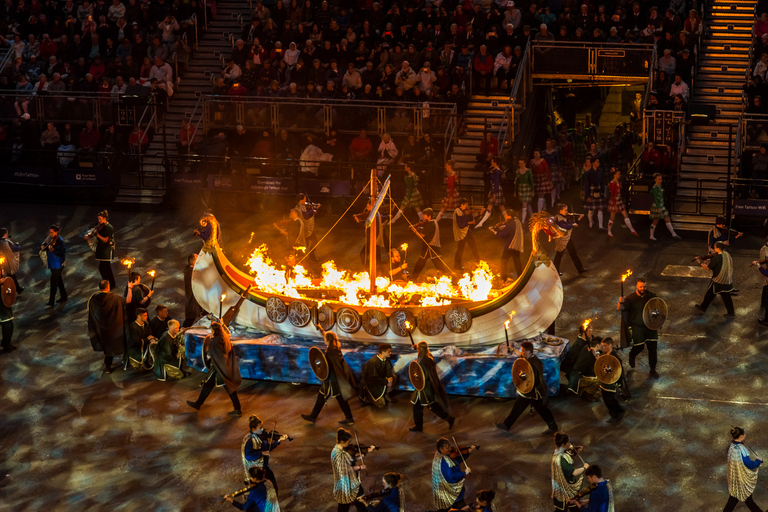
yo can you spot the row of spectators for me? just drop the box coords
[743,10,768,198]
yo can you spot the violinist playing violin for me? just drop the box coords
[552,432,589,512]
[223,467,281,512]
[409,208,451,282]
[241,415,290,495]
[432,437,476,511]
[706,216,743,254]
[567,465,614,512]
[332,428,377,512]
[448,489,496,512]
[357,472,405,512]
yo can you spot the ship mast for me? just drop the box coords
[369,169,377,294]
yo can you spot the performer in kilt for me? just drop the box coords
[530,149,554,212]
[582,157,606,230]
[607,168,639,238]
[432,437,475,511]
[389,163,424,225]
[302,328,357,425]
[558,131,576,187]
[695,242,735,318]
[552,432,588,511]
[553,204,589,276]
[543,138,564,202]
[598,338,630,424]
[436,160,461,222]
[617,277,660,378]
[649,173,681,240]
[723,426,763,512]
[241,415,289,494]
[515,157,535,223]
[452,198,480,271]
[332,428,376,512]
[410,341,455,432]
[476,156,507,228]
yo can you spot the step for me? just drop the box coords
[676,188,729,199]
[684,146,736,157]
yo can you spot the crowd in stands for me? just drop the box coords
[742,8,768,198]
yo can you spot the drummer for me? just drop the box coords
[617,277,663,379]
[597,338,629,424]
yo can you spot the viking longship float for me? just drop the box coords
[191,171,566,348]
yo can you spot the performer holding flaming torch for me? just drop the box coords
[617,276,661,379]
[85,210,116,289]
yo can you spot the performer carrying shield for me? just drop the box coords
[302,325,357,426]
[596,338,630,424]
[495,341,559,436]
[617,277,665,379]
[360,343,398,409]
[409,341,455,432]
[186,321,243,416]
[87,280,128,372]
[723,426,763,512]
[0,266,17,353]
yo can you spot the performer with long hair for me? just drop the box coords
[241,415,289,494]
[332,428,376,511]
[410,341,455,432]
[302,327,357,425]
[552,432,588,511]
[187,322,243,416]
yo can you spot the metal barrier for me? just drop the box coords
[643,110,685,147]
[531,41,654,82]
[498,40,531,149]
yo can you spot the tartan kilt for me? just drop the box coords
[534,172,553,195]
[608,194,625,213]
[650,203,669,220]
[489,186,505,206]
[516,182,534,203]
[561,160,575,183]
[401,189,424,209]
[441,188,461,209]
[583,185,606,210]
[550,168,565,189]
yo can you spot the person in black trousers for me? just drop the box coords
[552,204,589,276]
[42,224,67,306]
[85,210,116,289]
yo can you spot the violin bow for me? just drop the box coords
[354,430,366,477]
[451,436,470,472]
[572,444,587,465]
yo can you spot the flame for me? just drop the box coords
[296,247,306,253]
[404,320,412,331]
[504,320,510,329]
[245,244,498,308]
[0,257,4,265]
[121,258,135,268]
[621,269,633,282]
[400,243,408,251]
[583,319,591,330]
[148,270,156,277]
[220,293,226,303]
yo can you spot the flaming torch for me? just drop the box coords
[0,256,5,278]
[619,269,632,350]
[219,293,226,320]
[620,269,632,297]
[404,320,415,348]
[121,257,135,281]
[148,270,156,291]
[504,320,510,350]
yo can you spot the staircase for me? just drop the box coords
[673,0,753,229]
[115,2,250,204]
[449,94,510,198]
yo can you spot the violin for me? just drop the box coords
[344,443,380,455]
[570,483,598,501]
[691,253,715,263]
[218,484,256,504]
[357,487,392,503]
[258,429,294,442]
[449,445,479,458]
[565,444,584,458]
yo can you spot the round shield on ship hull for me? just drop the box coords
[362,309,388,336]
[389,310,417,337]
[417,309,444,336]
[266,297,288,323]
[317,303,335,331]
[337,307,362,333]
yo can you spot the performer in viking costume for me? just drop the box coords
[754,236,768,327]
[695,241,736,318]
[187,321,243,416]
[561,321,592,381]
[332,428,376,512]
[126,307,155,370]
[149,304,172,339]
[431,437,475,511]
[410,341,455,432]
[87,280,128,372]
[495,341,559,436]
[553,204,589,276]
[598,338,630,424]
[302,327,357,425]
[452,198,480,271]
[297,193,320,260]
[223,467,281,512]
[490,210,524,279]
[125,272,153,325]
[724,426,763,512]
[552,432,588,512]
[241,415,289,494]
[152,319,186,381]
[707,216,742,253]
[0,277,15,353]
[360,343,398,408]
[0,227,23,293]
[617,277,660,378]
[568,338,600,402]
[568,465,614,512]
[358,472,406,512]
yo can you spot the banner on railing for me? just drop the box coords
[733,198,768,216]
[243,176,295,194]
[171,173,206,188]
[0,167,56,185]
[58,169,111,186]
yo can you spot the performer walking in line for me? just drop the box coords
[332,428,376,512]
[125,271,154,324]
[495,341,559,436]
[598,338,630,424]
[649,174,681,240]
[410,209,451,282]
[607,169,639,238]
[695,242,735,318]
[389,163,424,225]
[707,216,743,253]
[553,204,589,276]
[582,157,606,230]
[514,157,535,224]
[567,337,601,403]
[42,224,67,306]
[432,437,475,511]
[452,198,480,271]
[187,321,243,416]
[183,254,204,328]
[561,321,592,382]
[302,326,357,425]
[436,160,460,222]
[410,341,455,432]
[753,236,768,326]
[490,210,524,279]
[87,280,128,372]
[567,465,614,511]
[530,149,555,212]
[476,156,507,228]
[85,210,116,289]
[241,415,290,493]
[0,228,23,294]
[0,275,16,354]
[223,467,281,512]
[552,432,588,511]
[543,138,564,203]
[723,426,763,512]
[617,278,660,378]
[357,472,405,512]
[297,193,321,260]
[360,343,398,408]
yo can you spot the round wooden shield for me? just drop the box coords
[642,297,668,330]
[444,305,472,333]
[362,309,388,336]
[408,360,426,391]
[266,297,288,323]
[389,310,417,337]
[1,277,16,308]
[308,346,329,381]
[512,358,535,395]
[288,300,312,327]
[417,309,444,336]
[317,303,335,331]
[595,354,622,385]
[336,307,362,333]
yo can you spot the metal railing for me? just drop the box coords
[0,47,12,76]
[498,40,531,149]
[531,41,654,81]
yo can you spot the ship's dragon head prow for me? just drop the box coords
[528,211,568,254]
